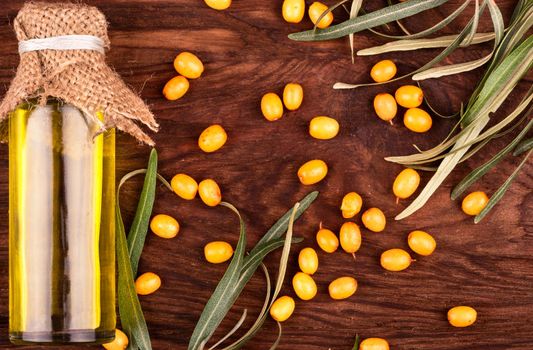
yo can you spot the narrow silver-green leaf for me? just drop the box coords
[352,334,360,350]
[288,0,448,42]
[451,118,533,200]
[116,205,152,350]
[463,0,480,46]
[273,203,299,297]
[253,191,318,252]
[387,0,412,35]
[188,202,247,350]
[513,137,533,156]
[336,4,483,90]
[413,52,492,80]
[395,116,489,220]
[357,32,494,56]
[313,0,349,33]
[268,322,283,350]
[190,194,316,350]
[387,89,532,165]
[222,205,300,350]
[474,149,532,223]
[393,36,533,219]
[119,169,173,193]
[413,0,503,80]
[467,2,533,107]
[208,309,247,350]
[360,0,472,40]
[125,149,157,276]
[217,263,271,350]
[349,0,364,63]
[462,34,532,127]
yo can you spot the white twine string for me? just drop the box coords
[18,34,105,55]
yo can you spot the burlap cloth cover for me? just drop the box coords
[0,1,159,145]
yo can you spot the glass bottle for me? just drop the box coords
[8,98,116,344]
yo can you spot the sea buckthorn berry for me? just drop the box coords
[408,230,436,256]
[328,276,358,300]
[316,227,339,253]
[298,159,328,185]
[204,241,234,264]
[360,338,390,350]
[370,60,397,83]
[261,92,284,121]
[163,76,189,101]
[393,168,421,200]
[292,272,317,300]
[103,329,129,350]
[171,173,198,200]
[283,83,304,110]
[309,2,333,29]
[380,248,412,272]
[339,222,361,254]
[282,0,306,23]
[404,108,432,133]
[309,116,339,140]
[461,191,489,216]
[373,93,397,123]
[198,124,227,153]
[174,52,204,79]
[150,214,180,239]
[448,306,477,327]
[135,272,161,295]
[362,207,386,232]
[298,247,319,275]
[340,192,363,218]
[270,296,296,322]
[204,0,231,10]
[198,179,222,207]
[395,85,424,108]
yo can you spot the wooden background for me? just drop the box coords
[0,0,532,349]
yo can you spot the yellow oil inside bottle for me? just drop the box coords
[8,99,116,344]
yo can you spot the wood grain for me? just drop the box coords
[0,1,531,349]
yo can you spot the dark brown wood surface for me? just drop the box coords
[0,1,532,349]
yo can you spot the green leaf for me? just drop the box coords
[349,0,364,63]
[268,322,283,350]
[387,0,412,35]
[125,149,157,276]
[463,0,480,46]
[451,118,533,200]
[207,309,248,350]
[336,2,485,90]
[393,35,533,220]
[462,33,533,127]
[115,150,170,350]
[313,0,349,34]
[116,204,152,350]
[253,191,318,252]
[221,204,301,350]
[361,0,472,40]
[288,0,448,42]
[513,137,533,156]
[188,202,247,350]
[413,0,503,80]
[386,89,533,165]
[191,193,317,350]
[352,334,360,350]
[357,32,494,56]
[218,263,272,350]
[474,2,533,93]
[273,203,298,296]
[475,149,532,223]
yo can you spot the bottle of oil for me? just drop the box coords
[8,98,115,344]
